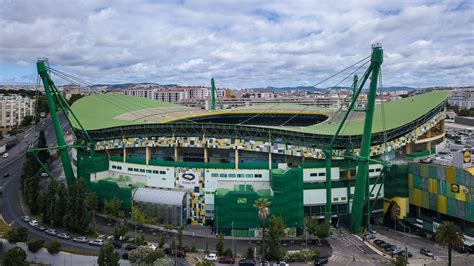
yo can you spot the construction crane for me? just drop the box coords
[323,44,391,234]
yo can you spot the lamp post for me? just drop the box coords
[231,220,235,259]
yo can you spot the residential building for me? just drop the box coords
[0,94,35,128]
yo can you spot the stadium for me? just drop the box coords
[67,89,448,236]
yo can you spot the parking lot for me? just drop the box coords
[371,225,474,265]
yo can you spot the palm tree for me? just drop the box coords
[254,198,271,261]
[434,221,464,266]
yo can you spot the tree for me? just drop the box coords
[266,215,286,261]
[104,196,124,222]
[129,246,162,264]
[6,227,28,243]
[47,240,61,254]
[64,178,92,234]
[434,221,464,266]
[216,233,225,256]
[28,239,45,253]
[0,130,3,140]
[131,205,146,227]
[244,246,254,259]
[98,242,120,266]
[315,221,330,239]
[20,115,34,127]
[159,235,165,248]
[305,216,318,238]
[86,191,99,232]
[113,223,129,241]
[37,129,50,164]
[390,256,408,266]
[2,246,28,266]
[196,260,215,266]
[254,197,271,260]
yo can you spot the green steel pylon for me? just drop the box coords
[210,78,217,111]
[350,45,383,233]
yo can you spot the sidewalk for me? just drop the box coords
[1,239,131,266]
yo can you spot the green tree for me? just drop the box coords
[131,205,146,227]
[216,233,225,256]
[86,191,99,232]
[390,256,408,266]
[434,221,464,266]
[244,246,254,259]
[196,260,215,266]
[47,240,61,254]
[129,246,161,264]
[159,235,165,248]
[20,115,34,127]
[253,198,270,260]
[104,196,124,222]
[27,239,45,253]
[37,129,50,164]
[54,183,68,227]
[266,215,286,261]
[113,223,129,241]
[64,178,92,234]
[5,227,28,243]
[2,246,28,266]
[305,216,318,238]
[315,221,330,239]
[98,242,120,266]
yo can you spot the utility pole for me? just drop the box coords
[232,220,235,259]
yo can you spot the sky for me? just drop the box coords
[0,0,472,88]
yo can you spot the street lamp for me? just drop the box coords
[231,220,235,259]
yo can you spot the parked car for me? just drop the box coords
[314,256,329,265]
[420,248,433,257]
[3,153,9,158]
[259,261,270,266]
[29,220,39,227]
[73,236,89,243]
[40,172,49,177]
[3,173,10,178]
[379,243,391,249]
[57,233,71,240]
[385,245,397,252]
[398,250,413,258]
[274,261,289,266]
[112,240,122,249]
[174,249,186,258]
[218,257,235,264]
[125,244,138,251]
[147,243,157,250]
[205,253,218,261]
[364,234,376,240]
[35,224,47,231]
[369,228,377,234]
[238,259,256,266]
[21,216,31,222]
[373,239,385,245]
[45,229,58,236]
[88,239,104,247]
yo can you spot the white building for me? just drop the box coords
[0,94,35,128]
[449,88,474,109]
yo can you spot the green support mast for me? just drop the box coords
[323,44,384,233]
[350,44,383,233]
[36,59,76,186]
[210,78,217,111]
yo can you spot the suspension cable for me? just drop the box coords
[313,55,371,89]
[379,68,388,153]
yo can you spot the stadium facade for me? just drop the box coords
[67,90,449,236]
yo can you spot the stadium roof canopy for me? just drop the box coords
[71,90,447,137]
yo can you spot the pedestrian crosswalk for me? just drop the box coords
[329,254,387,264]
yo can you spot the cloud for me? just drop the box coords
[0,0,472,88]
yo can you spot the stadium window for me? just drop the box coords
[333,197,339,201]
[152,170,159,174]
[160,171,166,175]
[371,194,375,197]
[112,165,117,169]
[341,197,347,201]
[220,174,226,178]
[211,173,219,177]
[318,172,325,177]
[162,178,166,181]
[128,168,133,171]
[134,168,139,172]
[255,174,262,178]
[237,174,245,178]
[369,169,375,173]
[237,198,247,204]
[376,168,382,172]
[140,169,145,173]
[117,166,122,170]
[228,174,236,178]
[246,174,253,178]
[146,169,151,173]
[310,173,318,177]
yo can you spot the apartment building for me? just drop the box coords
[0,94,35,128]
[122,85,209,103]
[449,88,474,109]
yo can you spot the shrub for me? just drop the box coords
[283,248,320,262]
[122,253,129,260]
[28,239,45,253]
[6,227,28,243]
[2,246,28,266]
[224,248,233,257]
[47,240,61,254]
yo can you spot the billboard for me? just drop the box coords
[177,168,200,189]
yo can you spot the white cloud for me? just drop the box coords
[0,0,472,87]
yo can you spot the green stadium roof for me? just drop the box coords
[71,90,447,136]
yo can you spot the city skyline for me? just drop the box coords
[0,0,473,88]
